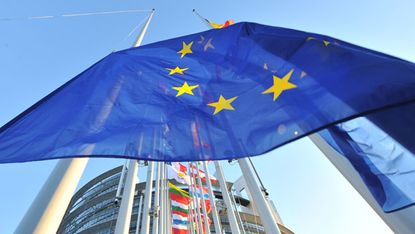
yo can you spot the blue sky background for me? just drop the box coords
[1,0,414,233]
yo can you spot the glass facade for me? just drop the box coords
[58,166,293,234]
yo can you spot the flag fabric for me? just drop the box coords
[169,182,191,234]
[168,162,190,184]
[1,22,415,163]
[318,104,415,212]
[208,19,234,29]
[190,164,218,185]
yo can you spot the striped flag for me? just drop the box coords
[168,162,190,185]
[169,182,191,234]
[190,164,218,185]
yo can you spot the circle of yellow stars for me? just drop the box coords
[166,36,332,115]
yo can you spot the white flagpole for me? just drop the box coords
[190,163,204,234]
[202,161,222,234]
[115,160,129,199]
[159,162,165,234]
[188,200,195,234]
[238,158,281,234]
[194,163,211,233]
[214,161,242,234]
[151,162,161,234]
[140,161,154,234]
[14,158,88,234]
[113,9,155,234]
[309,133,415,233]
[114,159,139,234]
[134,192,144,234]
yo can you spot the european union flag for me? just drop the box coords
[0,22,415,166]
[319,102,415,212]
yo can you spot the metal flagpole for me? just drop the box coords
[163,162,170,233]
[134,192,144,234]
[151,162,161,234]
[309,133,415,233]
[229,187,246,234]
[238,158,281,234]
[189,163,204,234]
[214,161,242,234]
[188,200,195,234]
[113,9,155,234]
[140,161,154,234]
[194,163,211,233]
[114,159,139,234]
[202,161,222,234]
[166,163,172,234]
[159,162,165,234]
[115,160,129,199]
[14,158,88,234]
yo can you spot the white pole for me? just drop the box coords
[116,160,129,198]
[188,200,195,234]
[214,161,242,234]
[134,192,144,234]
[133,9,155,47]
[14,158,88,234]
[190,166,204,234]
[159,163,165,234]
[113,10,155,234]
[202,161,222,234]
[140,161,154,234]
[309,133,415,233]
[238,158,281,234]
[194,163,211,233]
[114,159,139,234]
[152,162,161,234]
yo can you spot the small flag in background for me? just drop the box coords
[169,183,191,234]
[168,162,190,185]
[190,164,218,185]
[208,19,234,29]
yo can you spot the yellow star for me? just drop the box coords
[172,82,199,97]
[307,37,330,46]
[167,66,189,75]
[177,41,193,58]
[207,95,238,115]
[262,69,297,101]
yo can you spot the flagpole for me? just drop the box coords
[214,161,242,234]
[14,158,88,234]
[309,133,415,233]
[114,159,139,234]
[159,162,165,234]
[238,158,281,234]
[194,163,211,233]
[202,161,223,233]
[134,192,144,234]
[140,161,154,233]
[114,10,155,234]
[115,160,128,200]
[189,163,204,234]
[151,162,161,234]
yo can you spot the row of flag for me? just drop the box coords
[167,161,216,234]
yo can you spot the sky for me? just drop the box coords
[1,0,414,233]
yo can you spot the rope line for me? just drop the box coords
[0,9,152,21]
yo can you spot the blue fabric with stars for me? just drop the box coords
[1,22,415,173]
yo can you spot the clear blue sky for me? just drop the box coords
[1,0,414,233]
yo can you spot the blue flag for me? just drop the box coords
[319,103,415,212]
[1,22,415,164]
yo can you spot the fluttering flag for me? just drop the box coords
[169,182,191,234]
[168,162,190,185]
[190,164,218,185]
[318,105,415,212]
[208,19,234,29]
[1,22,415,164]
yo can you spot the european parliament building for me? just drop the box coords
[57,166,294,234]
